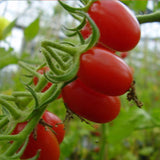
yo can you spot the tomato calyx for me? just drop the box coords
[127,80,143,108]
[63,105,74,122]
[30,119,57,141]
[33,127,38,140]
[64,104,91,125]
[39,118,60,135]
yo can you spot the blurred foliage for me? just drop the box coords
[0,0,160,160]
[121,0,148,13]
[24,17,40,41]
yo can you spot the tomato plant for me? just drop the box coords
[12,122,60,160]
[42,110,65,144]
[78,47,133,96]
[1,0,154,159]
[62,78,121,123]
[81,0,141,52]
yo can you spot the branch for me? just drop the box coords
[137,11,160,24]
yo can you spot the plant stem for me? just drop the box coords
[19,61,40,78]
[137,11,160,24]
[12,92,32,97]
[0,98,21,119]
[0,95,16,101]
[41,41,77,56]
[0,117,9,129]
[0,135,19,141]
[99,124,107,160]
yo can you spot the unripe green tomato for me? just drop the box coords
[0,16,10,40]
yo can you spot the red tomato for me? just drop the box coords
[42,110,65,144]
[62,79,121,123]
[81,0,140,52]
[120,52,129,59]
[33,66,52,92]
[12,122,60,160]
[78,47,133,96]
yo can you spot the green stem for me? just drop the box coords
[40,83,63,107]
[43,46,68,70]
[0,117,9,129]
[0,95,16,101]
[41,41,77,56]
[0,98,21,120]
[83,0,97,12]
[99,124,107,160]
[12,92,32,97]
[0,135,19,141]
[19,61,40,78]
[34,76,48,92]
[41,48,65,75]
[80,12,100,51]
[137,11,160,24]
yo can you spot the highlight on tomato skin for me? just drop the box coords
[81,0,141,52]
[78,47,133,96]
[12,122,60,160]
[62,78,121,123]
[42,110,65,144]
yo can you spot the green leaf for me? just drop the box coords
[2,19,17,40]
[0,47,18,69]
[24,17,40,41]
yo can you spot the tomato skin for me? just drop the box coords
[12,122,60,160]
[81,0,140,52]
[62,79,121,123]
[78,47,133,96]
[33,66,52,92]
[42,110,65,144]
[120,52,129,59]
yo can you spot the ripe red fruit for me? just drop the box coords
[78,47,133,96]
[62,79,121,123]
[81,0,141,52]
[42,110,65,144]
[12,122,60,160]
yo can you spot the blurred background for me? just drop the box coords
[0,0,160,160]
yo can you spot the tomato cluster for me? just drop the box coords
[33,0,139,124]
[62,0,140,124]
[12,111,65,160]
